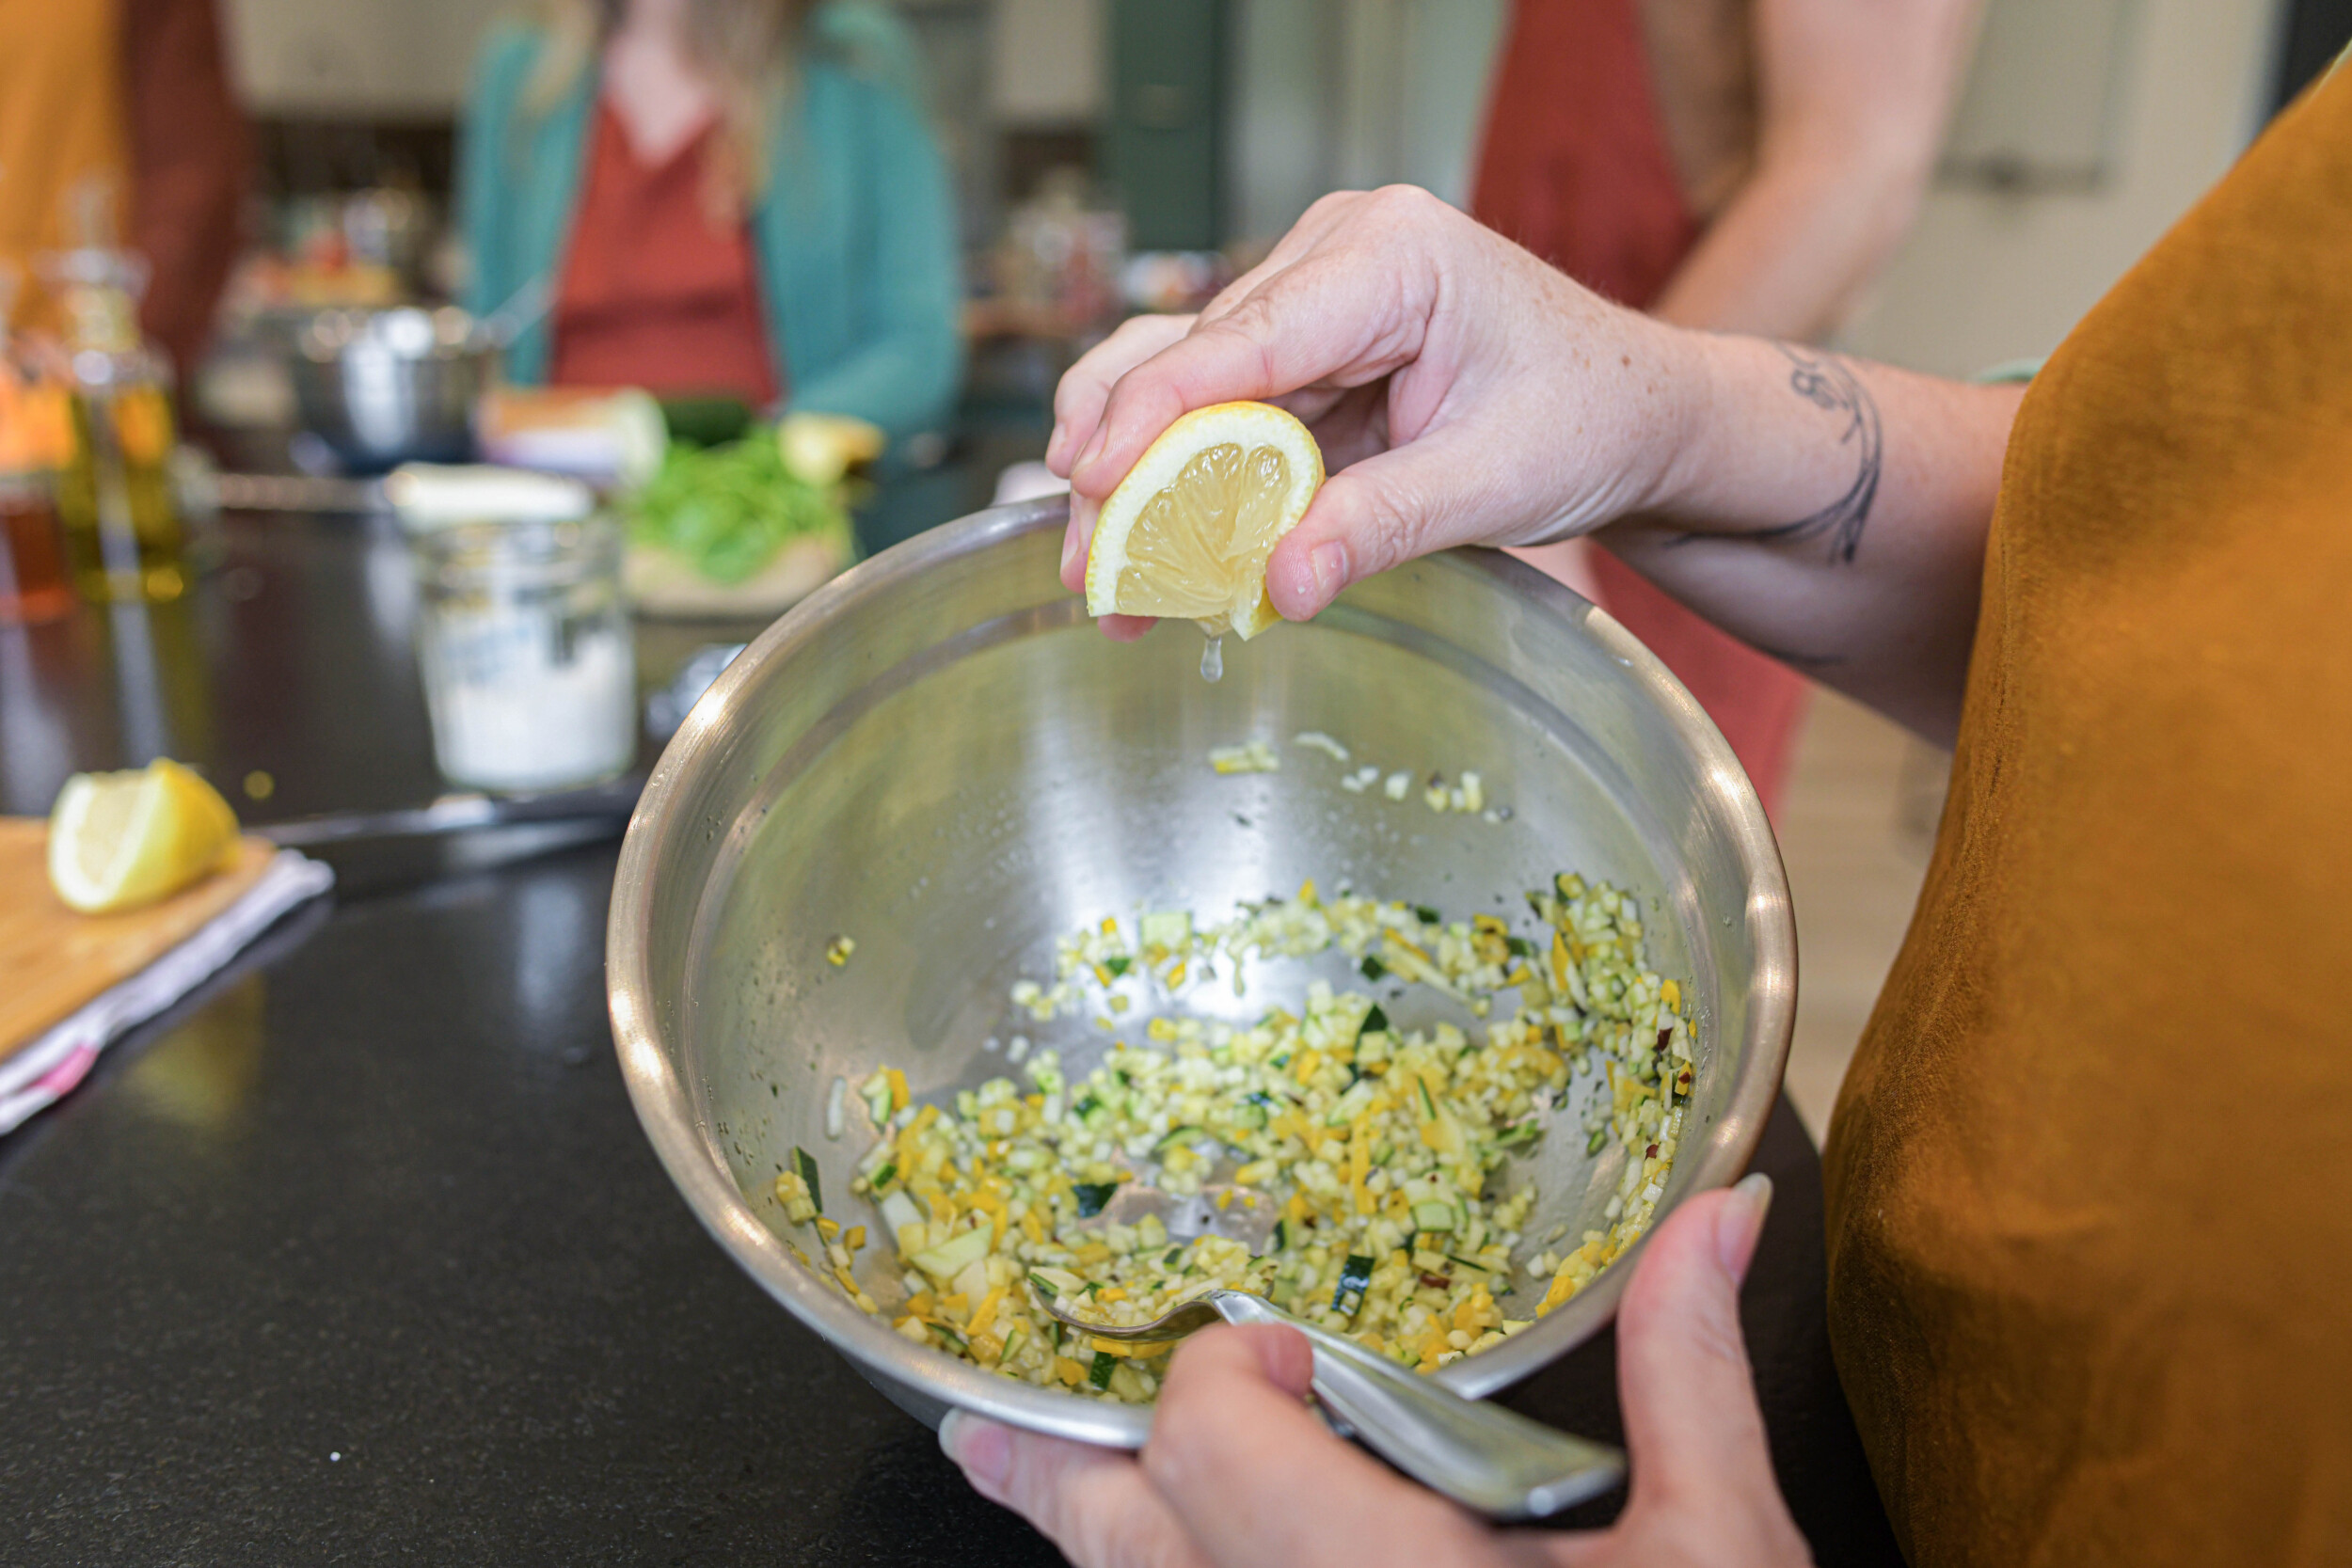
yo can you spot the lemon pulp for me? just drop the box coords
[1109,442,1295,636]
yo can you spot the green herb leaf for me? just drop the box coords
[623,431,853,584]
[1104,955,1132,978]
[1331,1253,1375,1317]
[794,1147,823,1213]
[1414,905,1441,925]
[1359,956,1388,981]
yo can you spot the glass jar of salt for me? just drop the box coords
[409,507,636,792]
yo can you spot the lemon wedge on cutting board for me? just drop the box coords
[47,759,241,914]
[1085,401,1324,640]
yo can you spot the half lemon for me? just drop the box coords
[1084,401,1325,640]
[47,758,241,914]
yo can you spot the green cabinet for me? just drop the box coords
[1105,0,1228,250]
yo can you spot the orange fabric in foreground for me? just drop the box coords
[549,103,780,406]
[1470,0,1807,816]
[1822,70,2352,1567]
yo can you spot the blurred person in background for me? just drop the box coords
[0,0,248,374]
[458,0,962,445]
[1472,0,1981,814]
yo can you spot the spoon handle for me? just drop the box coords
[1209,1293,1624,1520]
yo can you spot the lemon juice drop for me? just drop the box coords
[1200,634,1224,683]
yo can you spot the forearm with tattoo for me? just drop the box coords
[1751,345,1883,563]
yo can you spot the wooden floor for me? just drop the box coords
[1773,689,1947,1142]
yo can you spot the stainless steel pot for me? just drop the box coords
[288,306,491,471]
[607,497,1795,1448]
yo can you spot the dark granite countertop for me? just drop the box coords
[0,504,1898,1565]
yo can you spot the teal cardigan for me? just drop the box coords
[457,7,963,445]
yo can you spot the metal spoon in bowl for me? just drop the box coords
[1037,1286,1625,1520]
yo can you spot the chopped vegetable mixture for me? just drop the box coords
[774,874,1692,1403]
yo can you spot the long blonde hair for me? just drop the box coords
[529,0,805,220]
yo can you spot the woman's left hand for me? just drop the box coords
[939,1177,1813,1568]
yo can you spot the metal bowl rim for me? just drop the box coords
[606,495,1795,1448]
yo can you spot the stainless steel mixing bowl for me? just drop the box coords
[608,497,1794,1448]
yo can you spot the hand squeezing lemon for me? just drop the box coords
[47,759,241,914]
[1084,401,1324,641]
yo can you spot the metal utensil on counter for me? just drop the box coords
[254,775,644,850]
[1037,1288,1622,1519]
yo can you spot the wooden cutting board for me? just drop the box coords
[0,817,278,1068]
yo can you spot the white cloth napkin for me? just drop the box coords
[0,849,335,1134]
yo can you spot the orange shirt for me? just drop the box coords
[549,102,781,406]
[1824,68,2352,1567]
[0,0,246,372]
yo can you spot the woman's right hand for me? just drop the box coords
[1041,184,2017,743]
[1043,186,1700,627]
[942,1178,1816,1568]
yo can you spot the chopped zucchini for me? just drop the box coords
[1153,1124,1204,1154]
[1411,1200,1457,1232]
[1073,1181,1119,1218]
[1028,1267,1084,1301]
[1140,911,1192,949]
[911,1225,993,1282]
[858,1071,894,1126]
[1089,1351,1118,1390]
[879,1190,924,1239]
